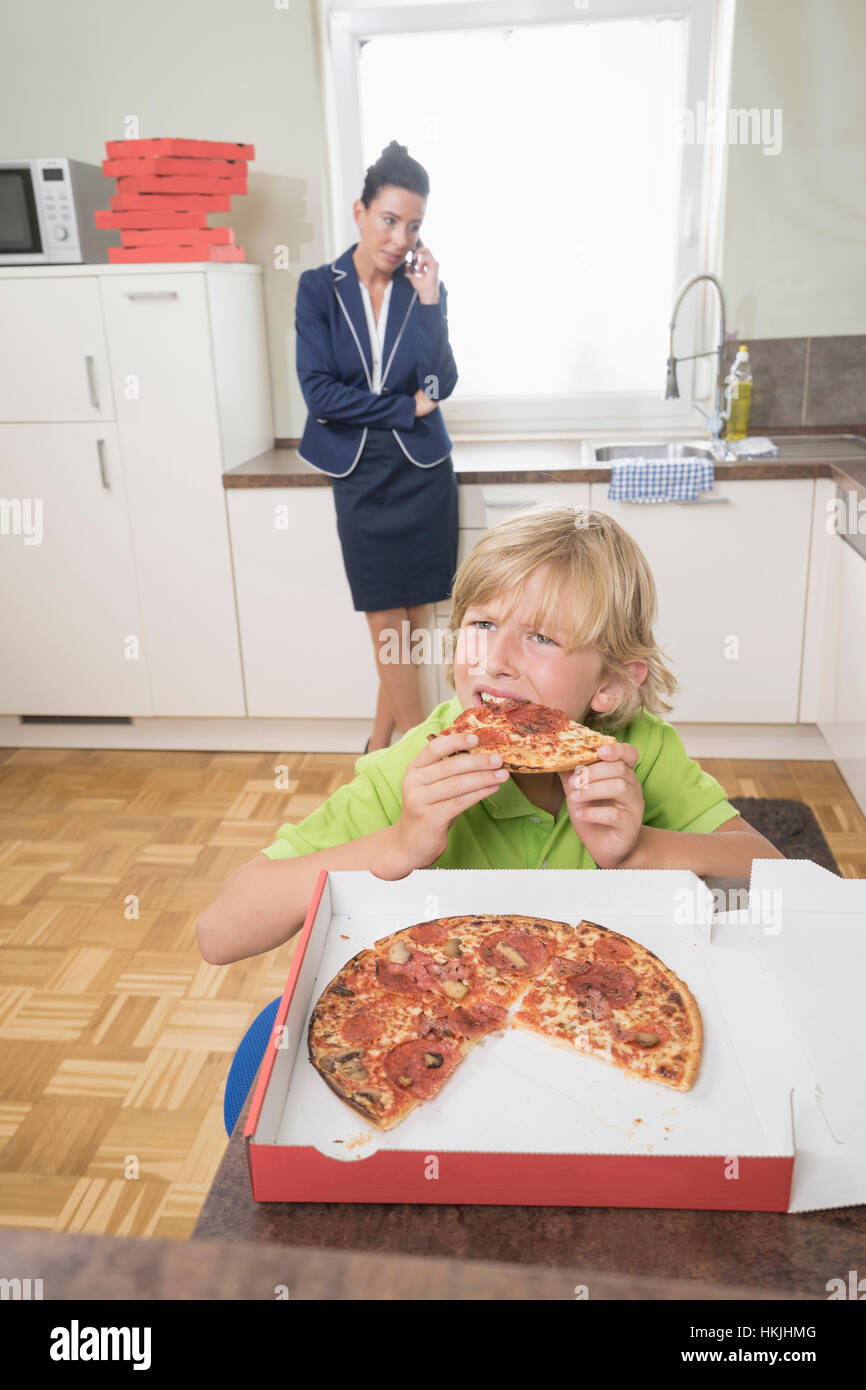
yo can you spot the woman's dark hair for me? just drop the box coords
[360,141,429,206]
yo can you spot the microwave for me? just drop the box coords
[0,158,114,264]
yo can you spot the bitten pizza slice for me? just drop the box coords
[512,920,703,1091]
[427,697,617,772]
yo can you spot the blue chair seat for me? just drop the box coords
[224,995,282,1137]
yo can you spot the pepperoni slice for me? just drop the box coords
[341,1010,386,1044]
[474,727,503,748]
[578,961,638,1007]
[506,704,570,737]
[383,1038,460,1099]
[375,954,439,995]
[565,978,612,1020]
[593,935,635,964]
[409,920,451,945]
[448,1000,508,1037]
[481,929,550,974]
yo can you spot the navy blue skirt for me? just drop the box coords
[332,427,459,612]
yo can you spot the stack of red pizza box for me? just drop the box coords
[94,137,253,263]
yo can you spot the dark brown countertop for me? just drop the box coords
[0,1226,813,1300]
[223,430,866,499]
[187,1088,866,1299]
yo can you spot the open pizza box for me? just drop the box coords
[244,861,866,1211]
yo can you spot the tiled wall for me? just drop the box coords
[722,337,866,429]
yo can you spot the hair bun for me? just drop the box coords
[384,140,408,156]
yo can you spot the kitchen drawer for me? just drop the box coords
[458,481,591,529]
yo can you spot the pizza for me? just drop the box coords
[427,693,618,772]
[308,915,702,1130]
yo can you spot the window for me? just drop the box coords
[326,0,727,435]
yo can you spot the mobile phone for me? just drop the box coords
[405,239,422,273]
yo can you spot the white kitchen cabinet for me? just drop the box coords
[99,273,255,716]
[0,277,115,422]
[821,535,866,815]
[0,424,151,714]
[0,264,272,720]
[590,480,815,723]
[227,487,383,718]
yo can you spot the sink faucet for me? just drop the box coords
[664,273,731,455]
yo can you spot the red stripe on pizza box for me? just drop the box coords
[244,868,329,1146]
[245,1145,793,1210]
[96,210,209,229]
[109,194,232,212]
[120,227,236,247]
[104,138,255,160]
[104,157,246,177]
[114,175,246,196]
[108,245,245,262]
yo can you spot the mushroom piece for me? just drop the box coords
[423,1052,444,1069]
[356,1088,383,1105]
[497,944,529,969]
[484,965,499,979]
[388,940,412,964]
[443,938,463,958]
[441,980,469,1003]
[633,1031,661,1047]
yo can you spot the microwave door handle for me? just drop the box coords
[84,355,100,411]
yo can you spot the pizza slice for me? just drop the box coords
[427,695,617,772]
[512,920,703,1091]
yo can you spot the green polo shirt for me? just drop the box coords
[259,696,740,869]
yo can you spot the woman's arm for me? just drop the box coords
[414,282,458,400]
[295,273,417,429]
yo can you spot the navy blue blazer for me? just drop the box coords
[294,243,458,478]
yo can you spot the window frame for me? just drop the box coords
[320,0,734,437]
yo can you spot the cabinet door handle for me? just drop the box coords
[674,495,731,505]
[483,496,538,508]
[96,438,110,490]
[123,291,179,300]
[84,355,100,409]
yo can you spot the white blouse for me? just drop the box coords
[358,279,393,394]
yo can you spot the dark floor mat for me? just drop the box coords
[728,797,841,876]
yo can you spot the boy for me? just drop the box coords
[198,508,783,965]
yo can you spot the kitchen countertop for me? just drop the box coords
[0,1226,813,1300]
[223,430,866,499]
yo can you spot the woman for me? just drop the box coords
[294,141,459,752]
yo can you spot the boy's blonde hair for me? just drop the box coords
[443,506,678,733]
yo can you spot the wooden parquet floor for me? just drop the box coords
[0,745,864,1238]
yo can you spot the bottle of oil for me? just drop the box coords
[723,344,753,441]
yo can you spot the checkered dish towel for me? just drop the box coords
[607,456,715,504]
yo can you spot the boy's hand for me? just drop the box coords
[558,742,644,869]
[394,731,509,870]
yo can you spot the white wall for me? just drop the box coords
[722,0,866,339]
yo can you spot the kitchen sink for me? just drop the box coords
[592,434,866,465]
[594,441,722,462]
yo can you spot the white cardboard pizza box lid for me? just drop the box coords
[255,867,802,1183]
[716,858,866,1214]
